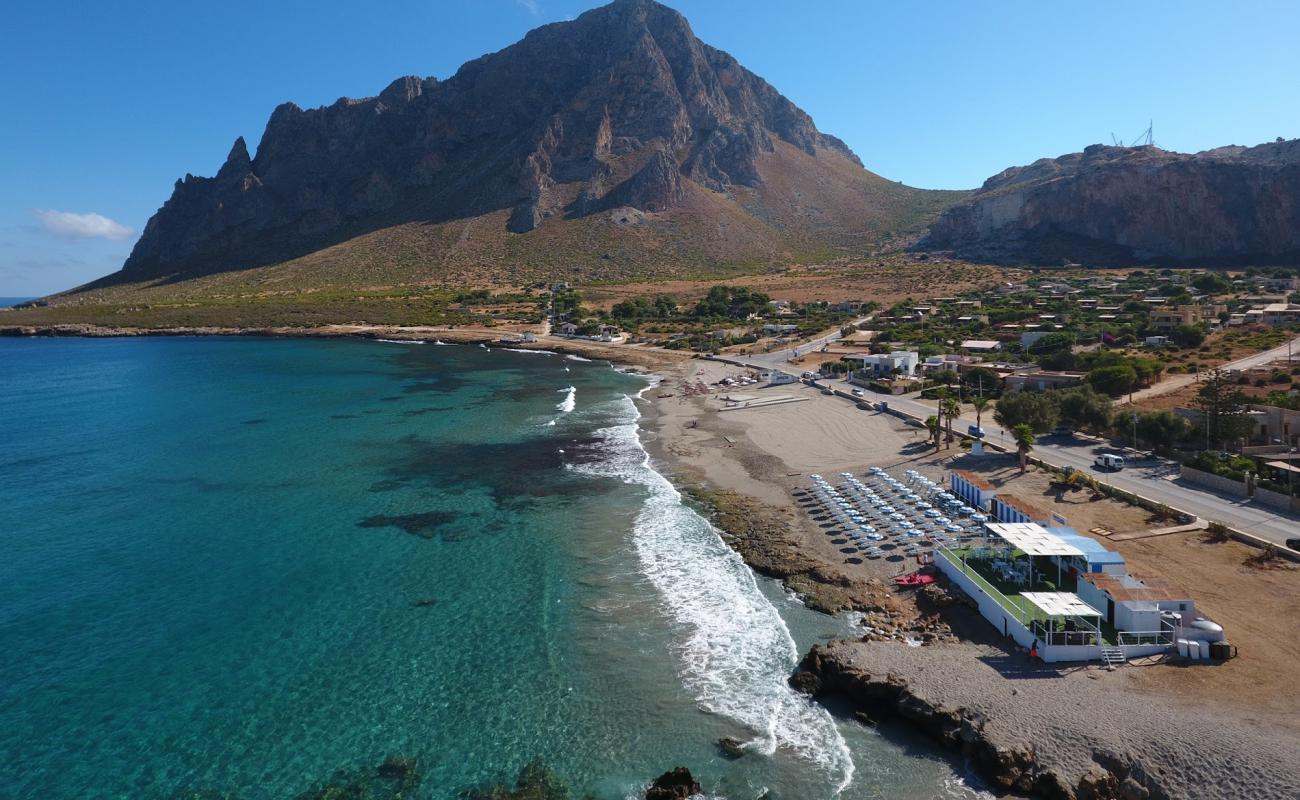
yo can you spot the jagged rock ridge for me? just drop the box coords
[919,139,1300,266]
[116,0,946,285]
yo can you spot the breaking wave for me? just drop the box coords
[556,386,577,414]
[572,390,855,796]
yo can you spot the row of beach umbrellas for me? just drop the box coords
[804,469,985,561]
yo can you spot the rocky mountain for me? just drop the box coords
[919,139,1300,266]
[106,0,959,289]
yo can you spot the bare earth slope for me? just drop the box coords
[75,0,961,297]
[919,139,1300,266]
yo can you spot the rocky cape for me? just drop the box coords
[919,139,1300,266]
[791,639,1298,800]
[101,0,957,290]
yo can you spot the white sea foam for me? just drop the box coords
[431,340,451,346]
[575,391,855,796]
[565,354,593,362]
[375,338,424,345]
[502,347,555,356]
[556,386,577,414]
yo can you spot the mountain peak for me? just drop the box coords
[114,0,932,286]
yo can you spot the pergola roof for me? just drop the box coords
[1021,591,1102,618]
[985,522,1085,557]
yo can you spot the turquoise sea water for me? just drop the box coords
[0,337,987,800]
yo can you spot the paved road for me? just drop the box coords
[743,317,872,371]
[728,360,1300,546]
[1118,333,1300,406]
[868,388,1300,546]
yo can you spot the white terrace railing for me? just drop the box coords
[1117,620,1177,648]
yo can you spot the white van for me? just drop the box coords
[1094,453,1125,472]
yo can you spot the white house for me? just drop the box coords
[844,351,919,377]
[1077,573,1197,634]
[961,339,1002,353]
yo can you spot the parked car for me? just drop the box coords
[1051,425,1073,437]
[851,389,864,397]
[1094,453,1126,472]
[967,424,986,439]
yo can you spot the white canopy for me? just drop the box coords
[986,522,1084,557]
[1021,591,1102,618]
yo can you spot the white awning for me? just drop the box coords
[985,522,1085,557]
[1021,591,1102,618]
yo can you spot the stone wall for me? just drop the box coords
[1178,465,1249,498]
[1252,485,1300,515]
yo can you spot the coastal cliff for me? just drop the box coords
[919,140,1300,266]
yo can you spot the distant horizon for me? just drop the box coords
[3,0,1297,295]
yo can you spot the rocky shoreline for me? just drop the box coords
[791,643,1111,799]
[789,638,1299,800]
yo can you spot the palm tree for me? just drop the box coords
[1012,423,1035,473]
[971,396,989,432]
[925,415,942,451]
[940,395,962,447]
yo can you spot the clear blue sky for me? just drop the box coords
[2,0,1297,296]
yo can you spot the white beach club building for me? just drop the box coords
[934,521,1217,664]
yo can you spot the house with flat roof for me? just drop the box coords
[762,323,800,335]
[1150,304,1227,332]
[1003,370,1086,393]
[1077,572,1197,635]
[843,351,919,377]
[960,339,1002,352]
[1259,303,1300,327]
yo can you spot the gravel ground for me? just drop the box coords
[825,638,1300,799]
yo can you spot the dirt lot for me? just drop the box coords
[1105,532,1300,721]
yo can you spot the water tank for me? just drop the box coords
[1190,641,1203,661]
[1188,619,1225,642]
[1176,639,1189,658]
